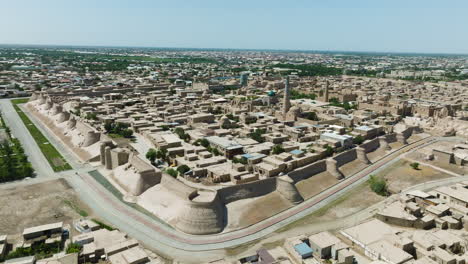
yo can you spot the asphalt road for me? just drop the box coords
[1,98,464,262]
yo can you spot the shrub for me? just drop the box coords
[211,147,221,156]
[410,162,420,170]
[177,165,191,175]
[305,112,319,121]
[271,144,285,155]
[92,219,115,231]
[325,145,334,157]
[369,175,388,196]
[146,148,157,163]
[195,138,210,148]
[166,168,178,178]
[155,148,168,161]
[353,135,364,145]
[66,243,82,254]
[121,129,133,138]
[85,112,98,120]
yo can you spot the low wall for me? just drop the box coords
[160,174,197,198]
[217,177,277,204]
[360,138,380,153]
[288,160,327,182]
[400,126,414,139]
[333,149,357,167]
[386,133,397,143]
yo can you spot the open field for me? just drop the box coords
[374,159,453,193]
[406,141,468,176]
[10,99,71,172]
[275,180,384,233]
[227,192,292,231]
[296,171,338,199]
[0,179,91,237]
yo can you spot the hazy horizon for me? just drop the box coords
[1,0,468,54]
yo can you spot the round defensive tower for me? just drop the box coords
[67,117,77,129]
[175,189,224,235]
[276,176,304,204]
[44,99,53,110]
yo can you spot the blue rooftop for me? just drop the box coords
[294,243,313,258]
[290,149,304,155]
[242,153,266,160]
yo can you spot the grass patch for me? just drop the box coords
[10,99,72,172]
[87,170,172,228]
[92,219,116,231]
[225,239,285,257]
[63,199,88,217]
[275,181,371,233]
[108,133,123,138]
[224,239,259,256]
[88,170,123,199]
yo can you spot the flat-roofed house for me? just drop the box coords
[206,136,243,159]
[308,231,341,259]
[22,222,63,241]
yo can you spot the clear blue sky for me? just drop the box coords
[1,0,468,54]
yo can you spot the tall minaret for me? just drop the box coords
[283,76,291,117]
[324,80,329,102]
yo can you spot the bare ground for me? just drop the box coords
[406,141,468,176]
[0,179,92,238]
[340,160,368,178]
[279,181,384,231]
[225,192,292,231]
[367,148,389,163]
[296,171,338,199]
[375,159,453,193]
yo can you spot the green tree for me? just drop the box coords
[324,145,334,157]
[211,147,221,156]
[305,112,319,121]
[353,135,364,145]
[177,165,191,175]
[146,148,157,164]
[196,138,210,148]
[271,144,285,155]
[410,162,420,170]
[85,112,98,120]
[369,175,388,196]
[165,168,178,178]
[155,148,168,162]
[248,128,266,143]
[66,243,82,254]
[121,129,133,138]
[104,122,113,132]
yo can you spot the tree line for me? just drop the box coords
[0,112,34,183]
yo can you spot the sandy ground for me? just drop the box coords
[367,148,389,163]
[340,159,368,177]
[296,171,338,199]
[284,181,383,228]
[376,159,452,193]
[407,141,468,176]
[221,181,385,261]
[137,184,184,225]
[0,179,92,239]
[225,192,292,231]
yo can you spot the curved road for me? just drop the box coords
[0,98,463,262]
